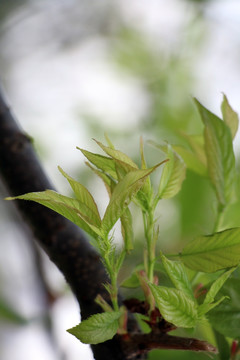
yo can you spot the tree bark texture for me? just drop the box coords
[0,89,143,360]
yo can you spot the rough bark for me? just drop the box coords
[0,88,143,360]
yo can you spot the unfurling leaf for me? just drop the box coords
[204,267,236,305]
[173,145,207,177]
[67,311,121,344]
[101,164,162,235]
[58,166,101,225]
[197,267,236,317]
[94,139,138,169]
[194,99,236,206]
[120,207,134,252]
[208,278,240,338]
[78,148,117,179]
[197,296,228,317]
[149,141,186,199]
[173,133,208,177]
[181,228,240,272]
[6,190,102,239]
[160,253,195,301]
[221,94,239,139]
[149,284,198,328]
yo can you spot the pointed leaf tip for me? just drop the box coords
[67,311,121,344]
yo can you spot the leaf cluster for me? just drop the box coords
[6,95,240,355]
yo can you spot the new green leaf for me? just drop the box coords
[198,296,228,317]
[101,165,161,235]
[6,190,101,239]
[221,94,239,139]
[161,253,194,300]
[173,145,207,177]
[58,166,101,226]
[204,267,236,305]
[78,148,117,179]
[94,139,138,169]
[208,278,240,338]
[120,207,134,251]
[149,284,198,328]
[173,133,208,177]
[181,228,240,272]
[67,311,121,344]
[194,99,235,206]
[149,142,186,199]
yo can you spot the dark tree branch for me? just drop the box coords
[121,332,217,359]
[0,88,142,360]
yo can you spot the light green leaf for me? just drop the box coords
[204,267,236,305]
[115,159,136,180]
[181,228,240,272]
[104,133,115,149]
[208,278,240,338]
[67,311,121,344]
[85,162,114,197]
[160,253,195,301]
[101,165,161,235]
[78,148,117,179]
[150,142,186,199]
[173,145,207,177]
[149,284,198,328]
[120,207,133,252]
[58,166,101,226]
[6,190,101,239]
[194,99,236,206]
[94,139,138,169]
[140,137,151,197]
[221,94,239,139]
[198,296,228,317]
[182,134,207,167]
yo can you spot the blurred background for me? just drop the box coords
[1,0,240,359]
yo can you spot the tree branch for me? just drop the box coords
[0,88,143,360]
[121,332,217,359]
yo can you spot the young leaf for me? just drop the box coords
[104,133,115,149]
[94,139,138,169]
[181,228,240,272]
[208,278,240,338]
[204,267,236,305]
[67,311,121,344]
[149,284,198,328]
[173,145,207,177]
[78,148,117,179]
[160,253,195,301]
[197,296,228,317]
[150,142,186,199]
[221,94,239,139]
[101,165,161,235]
[6,190,102,239]
[182,134,207,167]
[194,99,236,206]
[85,162,114,197]
[120,207,134,252]
[140,137,151,196]
[58,166,101,225]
